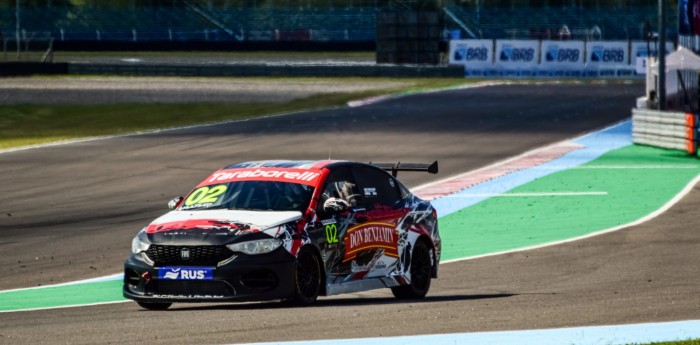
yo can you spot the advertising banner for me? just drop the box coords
[585,41,629,67]
[495,40,539,73]
[540,40,585,70]
[449,39,494,68]
[631,41,676,75]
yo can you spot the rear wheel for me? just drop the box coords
[392,239,432,299]
[137,301,172,310]
[290,246,322,306]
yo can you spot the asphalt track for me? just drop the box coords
[3,80,696,344]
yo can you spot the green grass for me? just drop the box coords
[636,340,700,345]
[52,50,375,61]
[0,77,469,149]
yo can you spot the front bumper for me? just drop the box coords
[123,248,296,303]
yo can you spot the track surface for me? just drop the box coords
[3,81,695,345]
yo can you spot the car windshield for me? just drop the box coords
[179,181,314,212]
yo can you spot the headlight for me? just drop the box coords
[226,238,282,255]
[131,229,150,254]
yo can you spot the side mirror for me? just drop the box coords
[323,197,351,214]
[168,196,184,210]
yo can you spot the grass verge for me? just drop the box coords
[52,50,375,61]
[637,340,700,345]
[0,77,469,150]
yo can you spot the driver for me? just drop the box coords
[321,180,358,213]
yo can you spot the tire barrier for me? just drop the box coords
[632,108,698,155]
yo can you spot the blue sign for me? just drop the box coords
[158,267,213,280]
[545,47,580,62]
[500,45,535,62]
[590,46,625,63]
[454,46,488,62]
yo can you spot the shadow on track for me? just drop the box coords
[159,293,517,312]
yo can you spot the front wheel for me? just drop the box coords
[289,246,322,306]
[392,239,432,299]
[137,301,172,310]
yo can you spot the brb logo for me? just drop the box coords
[454,44,489,62]
[499,45,535,62]
[590,46,625,63]
[545,46,580,63]
[159,267,213,280]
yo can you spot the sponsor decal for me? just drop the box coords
[499,45,535,62]
[201,168,320,187]
[454,45,489,62]
[158,267,213,280]
[325,224,339,244]
[343,222,398,263]
[589,45,624,63]
[146,219,254,234]
[351,261,371,273]
[364,187,377,197]
[545,46,580,62]
[321,219,336,226]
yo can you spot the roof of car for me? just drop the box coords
[224,160,347,171]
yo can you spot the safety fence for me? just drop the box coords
[449,39,674,78]
[632,108,698,155]
[0,7,379,43]
[445,5,675,41]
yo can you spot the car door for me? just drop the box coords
[312,166,368,282]
[344,165,406,279]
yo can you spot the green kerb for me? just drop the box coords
[439,145,700,261]
[0,280,125,311]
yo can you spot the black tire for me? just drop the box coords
[392,239,432,300]
[137,301,172,310]
[289,246,322,306]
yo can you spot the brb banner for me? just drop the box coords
[585,41,628,67]
[495,40,539,71]
[540,40,585,70]
[449,39,493,68]
[631,41,676,75]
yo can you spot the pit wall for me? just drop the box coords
[449,39,674,78]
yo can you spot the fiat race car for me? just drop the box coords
[124,160,440,310]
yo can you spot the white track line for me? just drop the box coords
[0,273,123,294]
[0,300,130,314]
[443,191,608,198]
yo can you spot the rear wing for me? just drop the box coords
[369,161,438,177]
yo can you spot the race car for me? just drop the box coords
[124,160,440,310]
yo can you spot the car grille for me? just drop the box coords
[155,280,234,298]
[145,245,233,266]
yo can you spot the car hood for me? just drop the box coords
[144,209,302,245]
